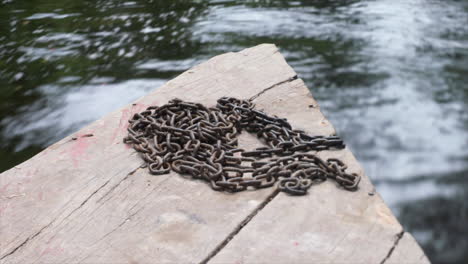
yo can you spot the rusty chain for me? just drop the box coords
[123,97,360,195]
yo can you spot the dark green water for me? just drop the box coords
[1,0,467,262]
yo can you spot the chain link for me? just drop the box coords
[123,97,360,195]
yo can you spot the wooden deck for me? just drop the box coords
[0,44,429,264]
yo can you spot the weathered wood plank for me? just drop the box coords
[0,44,295,263]
[208,78,430,264]
[0,44,428,264]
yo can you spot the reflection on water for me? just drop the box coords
[0,0,467,262]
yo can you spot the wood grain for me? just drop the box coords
[0,44,428,264]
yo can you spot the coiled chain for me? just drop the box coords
[123,97,360,195]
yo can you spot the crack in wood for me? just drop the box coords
[199,189,280,264]
[0,220,53,260]
[197,75,300,264]
[1,62,293,263]
[62,180,111,222]
[90,207,143,248]
[380,230,405,264]
[169,45,280,90]
[74,175,172,264]
[0,168,135,261]
[96,164,143,204]
[249,75,298,101]
[0,44,428,263]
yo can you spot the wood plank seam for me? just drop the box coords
[199,66,428,263]
[70,78,306,263]
[200,77,325,263]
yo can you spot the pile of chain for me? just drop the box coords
[123,97,360,195]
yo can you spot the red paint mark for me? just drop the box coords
[38,190,44,201]
[40,244,64,257]
[23,169,36,182]
[0,202,9,217]
[120,108,133,131]
[0,182,23,197]
[111,103,147,144]
[69,135,94,167]
[110,108,132,144]
[0,183,11,195]
[293,241,299,246]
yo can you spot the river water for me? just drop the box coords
[1,0,467,262]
